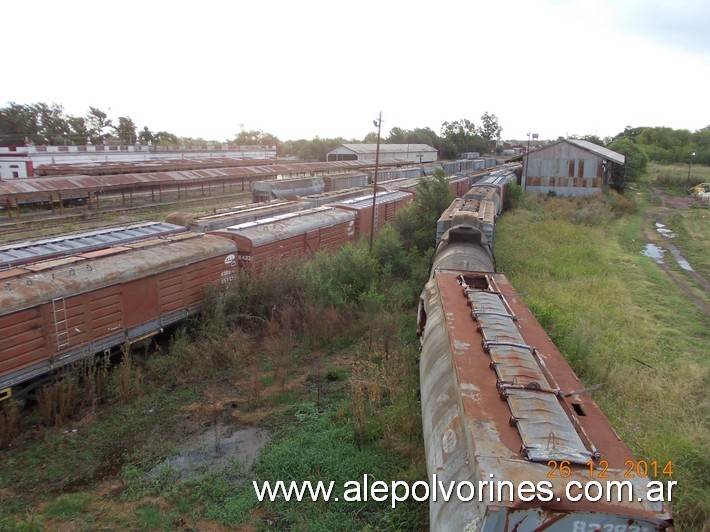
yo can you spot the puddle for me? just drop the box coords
[642,243,695,272]
[668,246,695,272]
[149,423,270,481]
[654,222,677,238]
[642,243,665,264]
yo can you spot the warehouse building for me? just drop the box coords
[326,143,437,164]
[522,139,625,196]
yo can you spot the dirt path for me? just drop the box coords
[642,188,710,315]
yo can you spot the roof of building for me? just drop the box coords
[534,139,625,165]
[337,144,437,155]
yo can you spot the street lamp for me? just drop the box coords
[369,111,382,252]
[687,151,696,182]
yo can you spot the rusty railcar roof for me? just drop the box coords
[214,207,355,247]
[330,190,413,210]
[0,234,236,314]
[0,222,185,268]
[420,270,672,529]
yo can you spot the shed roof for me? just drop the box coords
[532,139,625,165]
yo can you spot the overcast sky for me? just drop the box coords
[4,0,708,143]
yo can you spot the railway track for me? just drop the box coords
[0,190,253,243]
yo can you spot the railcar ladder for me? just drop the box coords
[52,297,69,350]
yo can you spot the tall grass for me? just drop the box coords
[649,162,710,192]
[496,193,709,530]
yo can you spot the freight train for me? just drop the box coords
[1,168,457,401]
[417,184,674,529]
[0,164,520,402]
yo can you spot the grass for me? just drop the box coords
[0,230,428,531]
[495,190,709,530]
[648,162,710,193]
[2,180,705,529]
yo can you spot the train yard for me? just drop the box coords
[0,156,700,530]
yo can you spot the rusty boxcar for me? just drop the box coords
[209,206,356,269]
[0,233,236,401]
[417,220,673,530]
[330,191,413,239]
[436,198,497,249]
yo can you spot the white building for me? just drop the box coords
[0,144,277,179]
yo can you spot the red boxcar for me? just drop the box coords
[0,233,236,400]
[331,191,413,239]
[209,206,356,269]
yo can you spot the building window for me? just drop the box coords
[568,160,575,178]
[577,160,585,178]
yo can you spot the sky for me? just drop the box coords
[3,0,709,143]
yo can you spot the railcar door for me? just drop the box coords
[122,277,159,328]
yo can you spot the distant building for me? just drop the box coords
[326,143,437,164]
[0,144,276,179]
[522,138,625,196]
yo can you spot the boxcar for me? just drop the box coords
[209,206,356,269]
[166,199,310,233]
[322,173,368,192]
[331,191,413,239]
[0,233,237,400]
[436,198,497,249]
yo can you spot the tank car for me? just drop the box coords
[417,213,673,530]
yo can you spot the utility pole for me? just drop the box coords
[369,111,382,253]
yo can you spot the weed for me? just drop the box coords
[43,492,93,520]
[0,399,21,447]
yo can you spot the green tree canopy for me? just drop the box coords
[115,116,137,144]
[608,136,649,191]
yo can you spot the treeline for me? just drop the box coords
[615,125,710,165]
[0,102,503,161]
[0,102,191,148]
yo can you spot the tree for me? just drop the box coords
[86,107,113,143]
[33,103,71,145]
[477,112,502,143]
[153,131,180,146]
[440,118,490,157]
[66,116,89,145]
[0,102,40,146]
[115,116,137,144]
[395,171,454,251]
[233,128,279,146]
[608,136,649,191]
[138,126,154,144]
